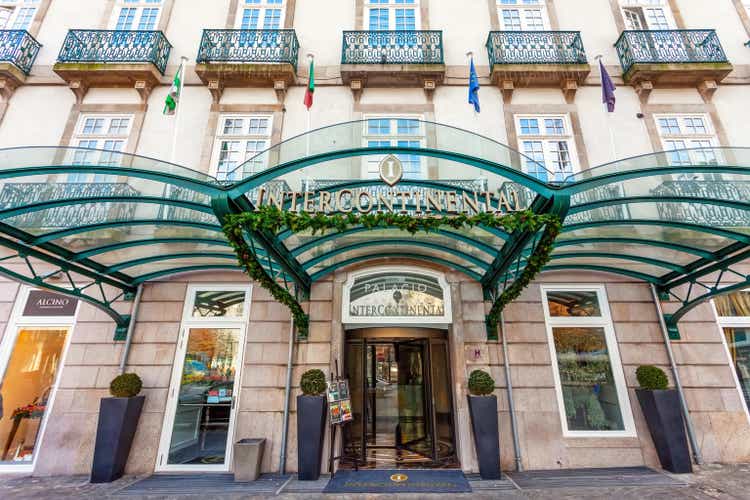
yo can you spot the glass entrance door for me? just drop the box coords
[395,339,433,458]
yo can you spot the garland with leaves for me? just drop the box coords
[223,205,562,339]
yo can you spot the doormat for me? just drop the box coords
[507,466,686,489]
[323,469,472,493]
[114,473,291,496]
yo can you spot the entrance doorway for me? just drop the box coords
[343,328,457,468]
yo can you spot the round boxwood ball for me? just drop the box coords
[468,369,495,396]
[300,369,327,396]
[110,373,143,398]
[636,365,669,391]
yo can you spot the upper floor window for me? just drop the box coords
[0,0,39,30]
[620,0,675,30]
[363,116,424,180]
[111,0,162,31]
[655,114,719,166]
[498,0,549,31]
[68,114,133,182]
[236,0,285,30]
[366,0,420,31]
[213,115,272,182]
[714,291,750,418]
[515,114,577,183]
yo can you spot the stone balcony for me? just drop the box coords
[486,31,591,103]
[0,29,41,99]
[194,29,299,103]
[53,29,172,102]
[614,29,733,102]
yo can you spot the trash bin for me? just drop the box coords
[234,438,265,482]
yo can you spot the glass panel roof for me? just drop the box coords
[558,224,736,252]
[552,242,700,266]
[49,225,226,253]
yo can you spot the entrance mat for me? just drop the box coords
[114,473,291,496]
[507,466,686,489]
[323,469,472,494]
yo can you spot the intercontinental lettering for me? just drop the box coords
[350,304,445,317]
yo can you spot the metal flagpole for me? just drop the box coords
[170,56,189,165]
[595,55,618,161]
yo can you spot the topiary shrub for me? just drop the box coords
[300,369,327,396]
[636,365,669,391]
[109,373,143,398]
[468,369,495,396]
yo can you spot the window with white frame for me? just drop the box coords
[213,115,272,182]
[0,0,39,30]
[68,115,132,182]
[366,0,420,30]
[364,117,424,180]
[713,291,750,415]
[110,0,162,30]
[655,114,719,166]
[620,0,675,30]
[236,0,285,30]
[541,286,635,436]
[497,0,549,31]
[515,115,577,183]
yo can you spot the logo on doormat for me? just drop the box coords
[390,473,409,483]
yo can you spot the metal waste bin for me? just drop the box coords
[234,438,265,482]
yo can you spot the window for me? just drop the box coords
[366,0,420,30]
[654,114,719,167]
[213,115,272,181]
[542,286,636,437]
[498,0,549,31]
[110,0,162,30]
[0,0,39,30]
[515,115,577,183]
[620,0,675,30]
[713,291,750,418]
[363,116,424,180]
[68,115,132,182]
[236,0,285,29]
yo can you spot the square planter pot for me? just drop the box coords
[296,395,327,481]
[467,395,501,480]
[234,438,265,482]
[636,388,692,474]
[90,396,145,483]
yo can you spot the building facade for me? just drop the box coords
[0,0,748,477]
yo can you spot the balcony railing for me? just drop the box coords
[486,31,587,65]
[196,29,299,66]
[651,180,750,227]
[0,183,139,229]
[615,29,728,75]
[57,30,172,75]
[0,30,41,75]
[342,30,444,65]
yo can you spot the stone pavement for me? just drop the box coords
[0,463,748,499]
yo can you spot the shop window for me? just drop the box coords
[515,114,578,183]
[363,116,425,180]
[619,0,676,30]
[236,0,285,29]
[110,0,163,31]
[0,0,38,30]
[542,286,636,436]
[212,115,272,181]
[714,291,750,415]
[654,114,720,167]
[497,0,549,31]
[67,114,133,182]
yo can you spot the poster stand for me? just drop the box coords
[327,360,363,477]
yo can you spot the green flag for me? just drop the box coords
[164,62,183,116]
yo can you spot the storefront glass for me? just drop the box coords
[714,291,750,410]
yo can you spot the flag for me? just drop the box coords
[163,61,184,116]
[468,57,480,113]
[599,59,616,113]
[304,58,315,110]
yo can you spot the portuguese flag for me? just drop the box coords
[304,58,315,110]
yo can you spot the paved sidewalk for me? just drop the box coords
[0,463,748,499]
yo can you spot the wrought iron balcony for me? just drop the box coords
[57,29,171,74]
[0,30,41,76]
[651,180,750,227]
[614,29,732,85]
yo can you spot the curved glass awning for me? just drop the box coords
[0,122,748,339]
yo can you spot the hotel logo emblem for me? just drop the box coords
[379,154,403,186]
[390,473,408,483]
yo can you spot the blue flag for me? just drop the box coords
[599,60,616,113]
[468,58,480,113]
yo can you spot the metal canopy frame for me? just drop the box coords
[0,127,747,340]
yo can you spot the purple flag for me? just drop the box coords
[599,60,616,112]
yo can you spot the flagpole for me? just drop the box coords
[170,56,188,165]
[596,55,618,161]
[303,53,313,189]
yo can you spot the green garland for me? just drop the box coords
[223,205,562,339]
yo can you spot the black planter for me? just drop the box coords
[636,389,692,474]
[90,396,145,483]
[467,395,501,479]
[297,395,327,481]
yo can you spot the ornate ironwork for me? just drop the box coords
[486,31,587,65]
[0,30,41,75]
[615,29,728,74]
[341,30,444,64]
[57,30,172,75]
[651,180,750,227]
[197,29,299,66]
[567,185,630,224]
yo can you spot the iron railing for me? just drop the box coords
[614,29,728,74]
[196,29,299,66]
[0,182,139,228]
[567,185,630,224]
[0,30,41,75]
[57,30,172,75]
[651,180,750,227]
[342,30,444,64]
[486,31,587,65]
